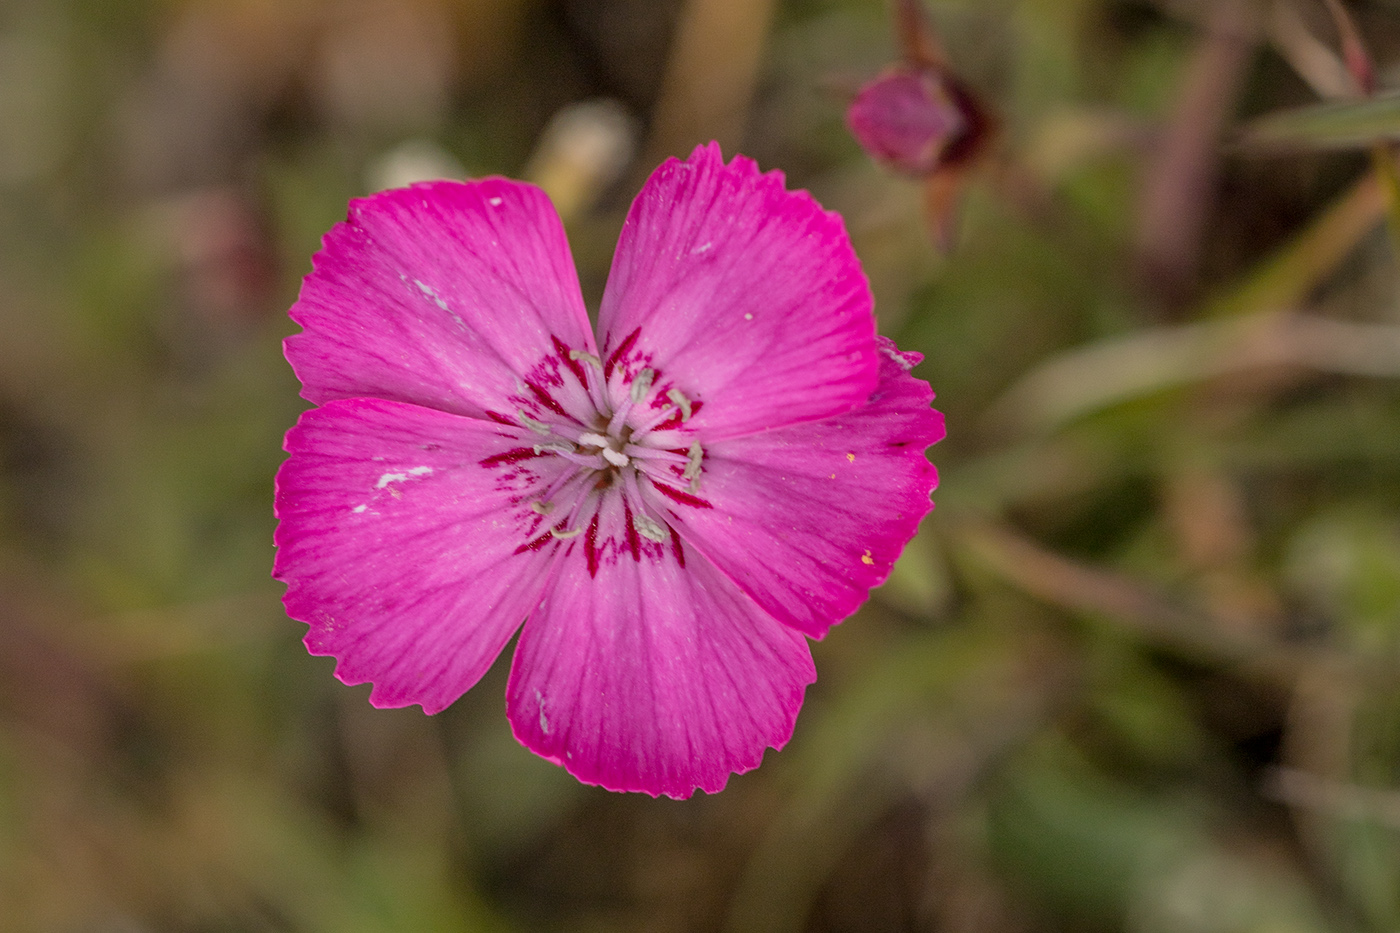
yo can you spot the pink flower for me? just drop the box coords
[273,142,944,799]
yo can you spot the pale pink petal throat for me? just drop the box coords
[274,143,943,798]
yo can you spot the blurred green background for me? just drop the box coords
[4,0,1400,929]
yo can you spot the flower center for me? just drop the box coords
[577,428,631,469]
[499,347,710,564]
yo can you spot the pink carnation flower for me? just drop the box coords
[274,142,944,799]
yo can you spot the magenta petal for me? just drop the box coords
[657,339,945,639]
[505,491,815,799]
[286,178,597,420]
[274,398,568,712]
[595,142,879,440]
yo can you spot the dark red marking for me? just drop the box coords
[525,380,569,418]
[622,499,641,562]
[479,447,541,467]
[670,532,686,568]
[532,356,564,388]
[555,335,587,385]
[584,513,601,577]
[485,410,515,426]
[652,482,714,509]
[603,327,640,380]
[513,529,554,555]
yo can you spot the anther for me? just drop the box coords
[569,348,603,369]
[519,411,551,436]
[530,501,553,515]
[666,388,693,422]
[550,526,583,539]
[601,448,630,468]
[630,368,655,404]
[633,513,670,543]
[682,442,704,491]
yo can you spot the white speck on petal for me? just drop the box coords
[413,278,463,324]
[352,504,368,513]
[744,313,753,321]
[489,196,503,206]
[536,690,550,734]
[879,341,919,371]
[375,466,432,489]
[692,241,713,254]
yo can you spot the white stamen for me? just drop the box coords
[569,349,603,369]
[601,447,630,467]
[550,526,583,539]
[530,501,553,515]
[532,441,575,455]
[630,367,655,404]
[519,412,551,435]
[666,388,692,422]
[634,513,670,543]
[577,432,610,448]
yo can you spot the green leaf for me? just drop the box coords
[1235,90,1400,152]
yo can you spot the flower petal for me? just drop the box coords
[274,398,572,713]
[596,142,879,440]
[505,489,815,799]
[285,179,597,423]
[655,339,945,639]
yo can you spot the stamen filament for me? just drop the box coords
[621,469,670,544]
[622,446,688,464]
[628,404,682,440]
